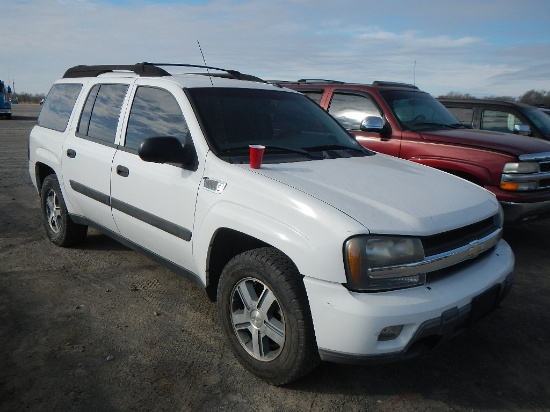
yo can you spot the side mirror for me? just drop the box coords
[139,136,189,164]
[514,124,531,136]
[360,116,385,132]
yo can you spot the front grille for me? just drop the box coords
[421,215,499,258]
[425,247,495,283]
[539,161,550,173]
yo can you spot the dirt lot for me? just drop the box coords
[1,104,549,412]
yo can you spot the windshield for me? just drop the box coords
[523,107,550,138]
[380,90,466,131]
[187,87,370,162]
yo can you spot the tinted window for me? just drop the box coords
[77,84,129,143]
[381,90,461,131]
[328,93,381,130]
[446,107,474,126]
[187,88,367,159]
[301,91,324,104]
[38,83,83,132]
[125,87,189,151]
[480,109,525,134]
[523,107,550,137]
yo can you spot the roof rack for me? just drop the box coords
[372,81,418,89]
[296,79,346,84]
[62,62,264,82]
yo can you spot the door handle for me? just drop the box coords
[116,165,129,177]
[66,149,76,158]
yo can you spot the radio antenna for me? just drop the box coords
[197,40,214,87]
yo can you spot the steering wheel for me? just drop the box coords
[412,114,426,123]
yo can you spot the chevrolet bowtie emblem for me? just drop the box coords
[468,240,483,259]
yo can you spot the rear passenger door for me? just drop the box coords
[62,81,130,233]
[110,83,202,273]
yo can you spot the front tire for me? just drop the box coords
[40,174,87,246]
[217,247,320,385]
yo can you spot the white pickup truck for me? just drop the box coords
[28,63,514,385]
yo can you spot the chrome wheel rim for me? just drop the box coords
[45,188,62,234]
[230,277,285,361]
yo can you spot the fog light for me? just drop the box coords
[378,325,404,341]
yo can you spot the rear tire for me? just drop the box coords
[40,174,87,246]
[217,247,320,385]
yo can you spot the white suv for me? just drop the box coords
[29,63,514,385]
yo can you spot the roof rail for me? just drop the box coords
[372,81,418,89]
[62,62,264,82]
[63,63,170,78]
[296,79,346,84]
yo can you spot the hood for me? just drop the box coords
[419,128,550,157]
[246,154,499,236]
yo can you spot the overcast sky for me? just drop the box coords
[2,0,549,97]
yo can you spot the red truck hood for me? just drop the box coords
[419,129,550,157]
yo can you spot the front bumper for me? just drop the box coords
[500,199,550,223]
[304,239,514,363]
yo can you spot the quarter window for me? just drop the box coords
[328,93,381,130]
[38,83,83,132]
[125,87,190,151]
[77,84,129,143]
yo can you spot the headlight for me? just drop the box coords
[502,162,539,173]
[344,236,425,291]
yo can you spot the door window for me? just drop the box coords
[77,84,129,143]
[481,109,525,134]
[125,87,190,151]
[328,93,381,130]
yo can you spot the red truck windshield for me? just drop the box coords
[380,90,467,132]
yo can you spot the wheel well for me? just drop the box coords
[204,228,270,302]
[35,163,56,191]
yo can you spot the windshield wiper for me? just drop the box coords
[305,144,368,153]
[264,145,324,159]
[413,122,459,129]
[218,145,323,159]
[413,122,469,129]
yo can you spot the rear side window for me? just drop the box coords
[446,107,474,126]
[301,91,324,105]
[38,83,83,132]
[124,86,189,151]
[77,84,129,143]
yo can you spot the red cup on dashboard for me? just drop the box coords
[249,145,265,169]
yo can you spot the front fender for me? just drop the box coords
[193,198,357,285]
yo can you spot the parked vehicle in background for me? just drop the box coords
[28,63,514,385]
[439,98,550,141]
[0,80,12,119]
[283,80,550,223]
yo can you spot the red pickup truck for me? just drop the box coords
[283,80,550,223]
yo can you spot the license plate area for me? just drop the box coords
[467,284,501,325]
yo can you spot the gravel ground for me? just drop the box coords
[1,104,549,411]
